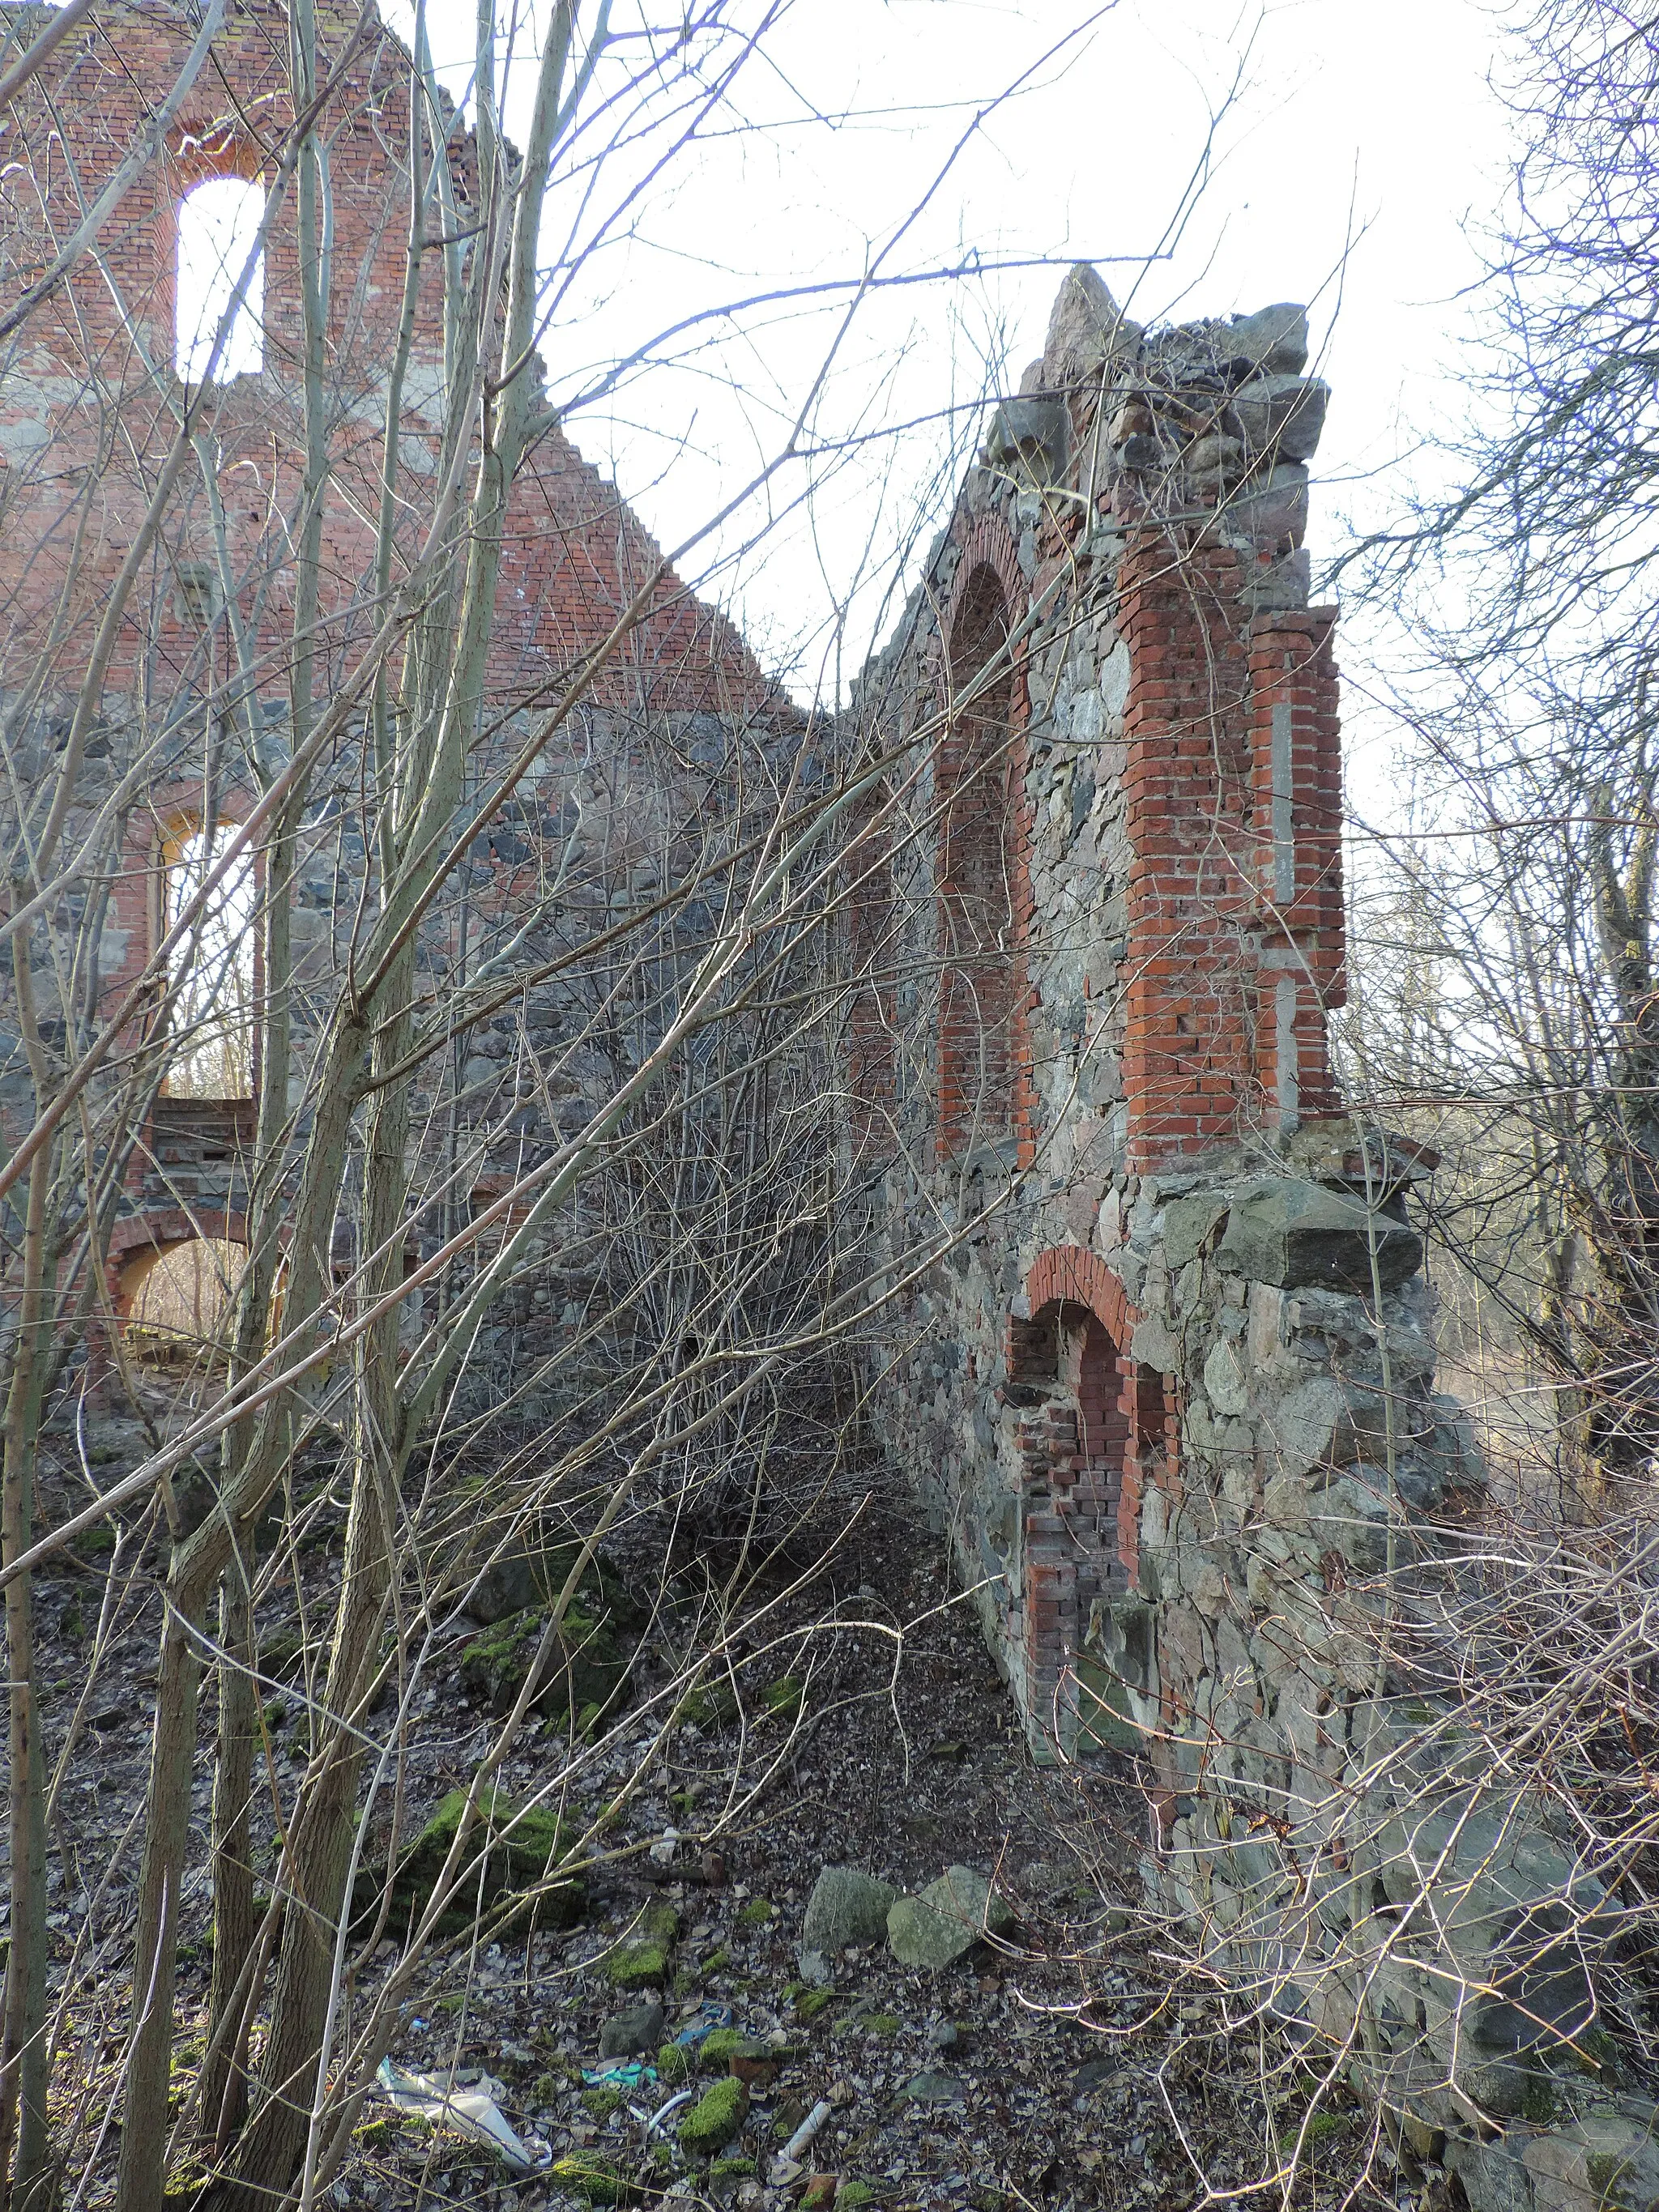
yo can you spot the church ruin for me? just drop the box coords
[0,3,1648,2206]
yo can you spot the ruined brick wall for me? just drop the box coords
[844,266,1639,2209]
[847,267,1355,1708]
[0,0,755,713]
[0,0,795,1391]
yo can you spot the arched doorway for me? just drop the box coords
[116,1232,248,1370]
[1008,1247,1174,1757]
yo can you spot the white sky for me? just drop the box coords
[399,0,1514,709]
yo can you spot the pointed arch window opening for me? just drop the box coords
[939,565,1019,1153]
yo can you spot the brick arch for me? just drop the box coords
[109,1208,249,1261]
[1024,1243,1137,1347]
[1016,1244,1178,1601]
[935,515,1038,1164]
[945,511,1029,650]
[107,1208,253,1371]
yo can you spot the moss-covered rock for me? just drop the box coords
[357,1785,583,1937]
[604,1901,680,1990]
[655,2041,692,2085]
[461,1540,642,1632]
[459,1604,629,1725]
[677,2076,748,2155]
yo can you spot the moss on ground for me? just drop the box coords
[550,2154,627,2204]
[604,1900,680,1989]
[697,2029,767,2073]
[357,1784,583,1937]
[761,1673,802,1720]
[677,2076,748,2154]
[674,1677,740,1730]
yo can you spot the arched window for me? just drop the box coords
[938,565,1017,1153]
[160,820,256,1099]
[175,176,264,383]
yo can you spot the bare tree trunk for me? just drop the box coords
[0,922,58,2212]
[203,1562,258,2150]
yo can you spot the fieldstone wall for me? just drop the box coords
[843,266,1653,2210]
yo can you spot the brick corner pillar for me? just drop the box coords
[1247,603,1344,1132]
[1119,528,1257,1168]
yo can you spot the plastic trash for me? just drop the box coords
[583,2060,657,2089]
[646,2086,696,2138]
[375,2059,551,2172]
[672,2000,734,2049]
[769,2097,833,2184]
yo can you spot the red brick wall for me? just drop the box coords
[1118,532,1345,1166]
[0,0,778,728]
[1119,531,1256,1165]
[1247,607,1345,1123]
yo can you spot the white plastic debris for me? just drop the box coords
[375,2060,550,2172]
[769,2096,833,2183]
[649,1826,680,1865]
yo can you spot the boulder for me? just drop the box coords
[1217,1178,1422,1293]
[1450,2113,1659,2212]
[802,1866,898,1953]
[1043,262,1141,383]
[458,1604,628,1724]
[599,1999,664,2057]
[887,1865,1013,1969]
[902,2069,967,2105]
[1231,374,1328,462]
[1225,302,1308,376]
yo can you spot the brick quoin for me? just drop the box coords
[1119,529,1346,1164]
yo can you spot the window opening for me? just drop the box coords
[175,176,264,382]
[160,820,256,1099]
[939,565,1017,1151]
[175,560,220,627]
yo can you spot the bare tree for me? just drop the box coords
[0,3,1167,2206]
[1348,0,1659,1494]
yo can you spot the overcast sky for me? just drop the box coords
[386,0,1515,708]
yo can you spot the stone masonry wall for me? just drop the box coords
[844,266,1654,2211]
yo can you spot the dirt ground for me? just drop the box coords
[29,1428,1380,2212]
